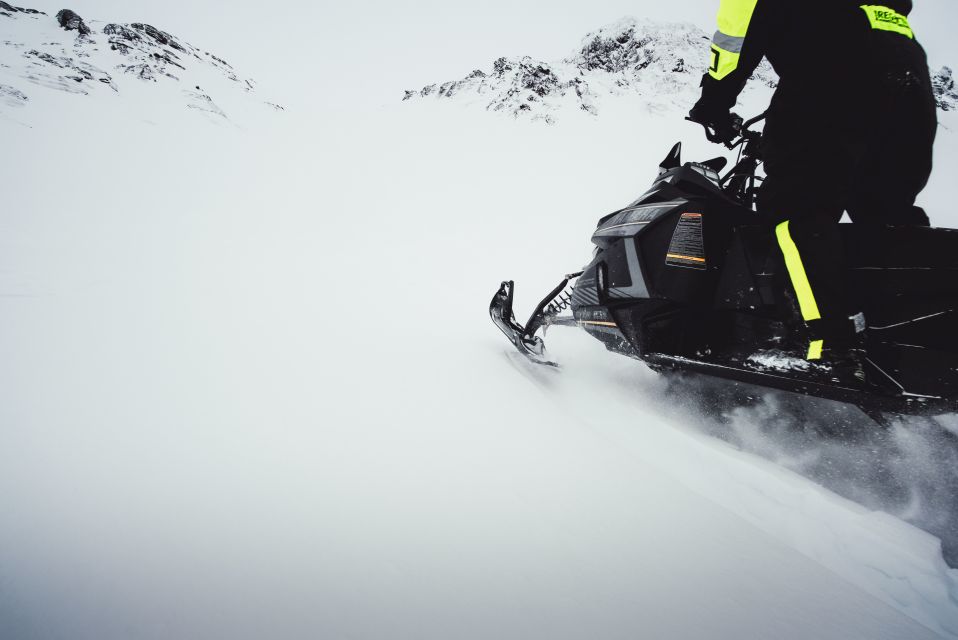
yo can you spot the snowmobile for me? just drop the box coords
[490,114,958,423]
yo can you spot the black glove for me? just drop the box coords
[688,105,743,145]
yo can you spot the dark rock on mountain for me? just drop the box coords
[102,23,139,40]
[0,82,29,106]
[25,48,116,90]
[28,49,64,66]
[0,1,44,15]
[578,25,656,72]
[0,4,284,118]
[100,20,240,83]
[130,23,186,52]
[933,66,957,111]
[405,15,952,123]
[55,9,90,35]
[184,89,226,118]
[495,57,559,97]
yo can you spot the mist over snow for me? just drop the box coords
[3,2,958,640]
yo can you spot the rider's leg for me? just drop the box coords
[758,176,859,361]
[757,78,875,363]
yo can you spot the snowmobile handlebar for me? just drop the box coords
[717,112,767,207]
[685,111,766,149]
[732,112,766,147]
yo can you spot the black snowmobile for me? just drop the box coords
[490,114,958,423]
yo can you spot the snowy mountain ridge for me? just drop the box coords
[0,5,281,125]
[404,16,958,123]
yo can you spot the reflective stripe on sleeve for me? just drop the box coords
[712,30,745,53]
[707,0,760,80]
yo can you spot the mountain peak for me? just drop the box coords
[0,5,282,124]
[403,17,775,123]
[404,16,955,124]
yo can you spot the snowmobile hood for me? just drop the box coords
[591,200,685,243]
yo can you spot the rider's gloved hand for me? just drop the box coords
[688,105,743,145]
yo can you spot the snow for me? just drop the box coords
[747,351,815,372]
[0,7,278,130]
[402,15,777,123]
[2,5,958,640]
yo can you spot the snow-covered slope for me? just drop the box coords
[2,6,958,640]
[403,16,957,122]
[0,4,281,127]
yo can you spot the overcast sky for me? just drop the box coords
[23,0,958,107]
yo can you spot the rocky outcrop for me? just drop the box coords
[405,16,958,123]
[129,23,186,51]
[101,23,139,47]
[184,89,226,118]
[0,3,283,119]
[403,17,776,122]
[0,2,44,16]
[55,9,89,35]
[933,66,958,111]
[0,82,28,106]
[22,48,115,92]
[102,21,240,84]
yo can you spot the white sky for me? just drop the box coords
[22,0,958,107]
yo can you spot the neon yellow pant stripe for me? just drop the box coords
[807,340,824,360]
[776,221,824,360]
[776,221,822,322]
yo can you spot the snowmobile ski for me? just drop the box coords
[490,275,580,367]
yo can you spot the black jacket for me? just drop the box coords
[694,0,916,117]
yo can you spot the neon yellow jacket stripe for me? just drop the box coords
[709,0,760,80]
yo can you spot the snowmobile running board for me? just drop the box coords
[641,352,951,424]
[489,274,581,367]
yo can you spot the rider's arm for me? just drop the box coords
[693,0,776,116]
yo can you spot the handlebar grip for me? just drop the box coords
[740,111,768,132]
[685,116,726,144]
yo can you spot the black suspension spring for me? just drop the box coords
[545,290,574,317]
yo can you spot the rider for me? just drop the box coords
[688,1,937,369]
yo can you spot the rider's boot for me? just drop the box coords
[817,313,868,384]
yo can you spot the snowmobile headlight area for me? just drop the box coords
[690,163,721,183]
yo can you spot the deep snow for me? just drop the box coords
[2,5,958,640]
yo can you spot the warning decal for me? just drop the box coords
[666,212,706,270]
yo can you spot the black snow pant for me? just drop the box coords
[755,34,937,356]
